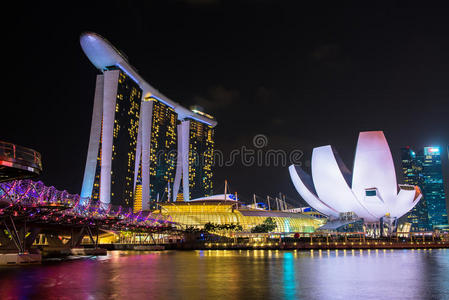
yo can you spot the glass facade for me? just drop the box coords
[160,202,324,232]
[92,124,102,202]
[133,181,142,213]
[188,119,214,199]
[400,147,430,231]
[148,98,178,208]
[421,147,448,229]
[93,69,141,207]
[111,70,141,207]
[401,147,448,230]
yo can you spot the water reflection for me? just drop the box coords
[0,249,448,299]
[283,252,296,299]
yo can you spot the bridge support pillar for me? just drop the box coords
[70,226,86,248]
[25,228,41,250]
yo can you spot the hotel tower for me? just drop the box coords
[79,32,217,210]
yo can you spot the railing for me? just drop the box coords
[196,231,449,250]
[0,141,42,174]
[0,179,176,231]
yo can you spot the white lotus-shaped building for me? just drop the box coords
[289,131,422,223]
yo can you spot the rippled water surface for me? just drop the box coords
[1,249,448,299]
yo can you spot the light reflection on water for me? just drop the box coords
[0,249,448,299]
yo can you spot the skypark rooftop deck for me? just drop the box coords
[80,32,217,127]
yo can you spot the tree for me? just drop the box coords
[251,217,277,233]
[204,222,215,232]
[185,226,201,233]
[203,222,243,233]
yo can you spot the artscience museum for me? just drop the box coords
[289,131,422,229]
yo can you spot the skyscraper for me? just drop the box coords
[400,147,429,231]
[147,97,178,208]
[172,118,215,202]
[187,118,214,199]
[420,147,448,229]
[80,32,217,210]
[81,68,141,208]
[400,146,448,230]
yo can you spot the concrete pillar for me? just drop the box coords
[99,70,120,206]
[173,120,190,202]
[80,75,104,203]
[141,101,153,210]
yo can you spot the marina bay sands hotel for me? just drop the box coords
[79,32,216,211]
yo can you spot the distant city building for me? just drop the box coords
[79,32,217,210]
[400,147,430,231]
[401,146,448,230]
[421,147,448,229]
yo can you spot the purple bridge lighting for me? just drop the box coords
[0,179,176,231]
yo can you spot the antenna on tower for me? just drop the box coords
[224,180,228,201]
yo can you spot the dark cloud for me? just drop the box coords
[192,85,240,112]
[180,0,220,5]
[310,44,341,61]
[255,86,277,106]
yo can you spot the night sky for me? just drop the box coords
[5,1,449,207]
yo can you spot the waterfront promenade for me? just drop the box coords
[91,231,449,251]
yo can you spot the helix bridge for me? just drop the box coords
[0,179,178,255]
[0,179,175,230]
